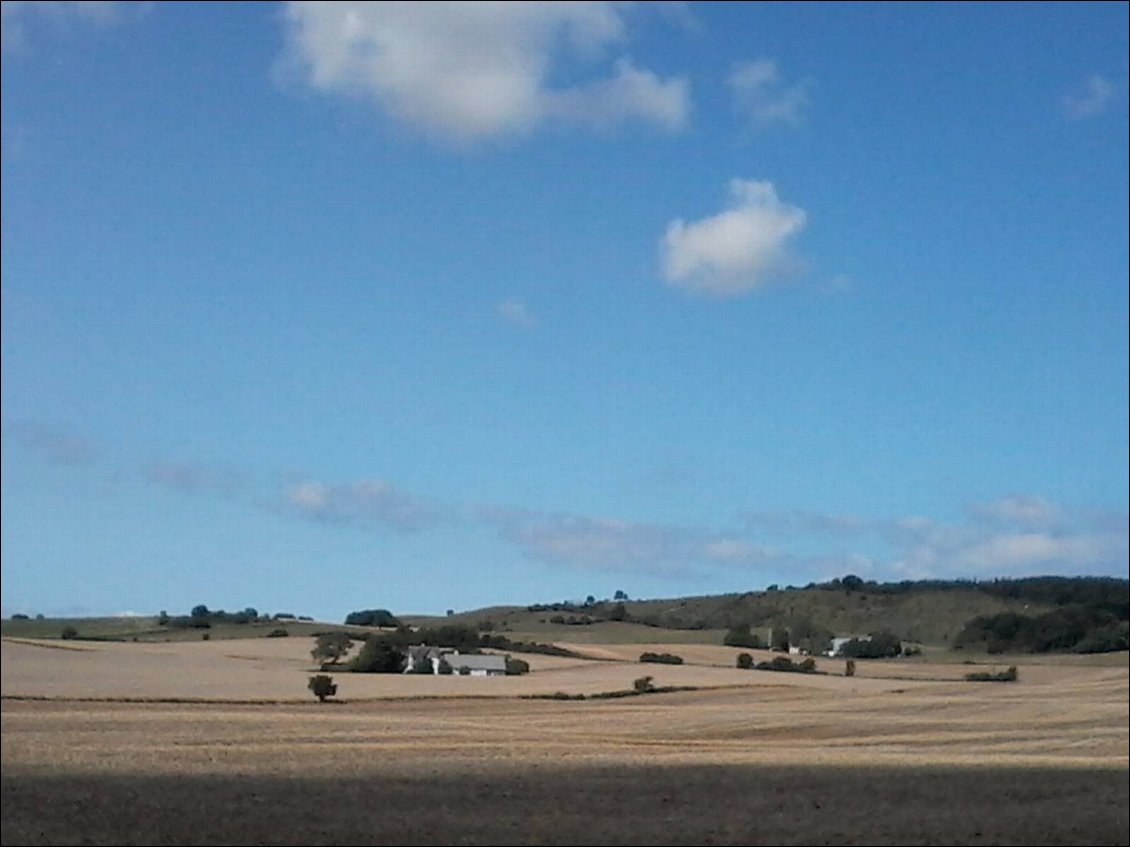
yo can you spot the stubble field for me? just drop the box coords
[2,636,1127,845]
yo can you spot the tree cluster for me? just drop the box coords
[343,609,401,628]
[954,607,1128,654]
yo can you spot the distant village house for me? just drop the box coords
[405,645,507,676]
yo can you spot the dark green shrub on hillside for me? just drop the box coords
[266,627,289,638]
[736,652,753,669]
[505,656,530,676]
[60,626,78,640]
[639,652,683,665]
[479,634,581,658]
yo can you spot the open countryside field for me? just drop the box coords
[2,636,1127,845]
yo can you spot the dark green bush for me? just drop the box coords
[349,638,406,673]
[964,666,1019,683]
[639,652,683,665]
[736,652,753,669]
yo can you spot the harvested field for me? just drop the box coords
[2,638,1126,845]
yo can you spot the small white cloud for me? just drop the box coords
[282,1,689,143]
[497,298,536,329]
[547,57,689,132]
[1062,74,1118,120]
[661,178,807,296]
[282,478,437,531]
[729,58,810,128]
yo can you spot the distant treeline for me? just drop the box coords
[158,605,312,629]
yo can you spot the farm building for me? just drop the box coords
[404,646,507,676]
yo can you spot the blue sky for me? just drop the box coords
[2,1,1127,620]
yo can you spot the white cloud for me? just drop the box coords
[497,297,536,329]
[729,58,810,128]
[282,1,689,142]
[1062,74,1119,120]
[661,178,807,296]
[282,478,438,531]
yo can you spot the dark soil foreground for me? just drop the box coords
[2,763,1127,846]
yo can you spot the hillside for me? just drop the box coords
[409,576,1129,650]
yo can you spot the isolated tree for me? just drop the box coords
[60,626,79,640]
[190,604,210,620]
[308,674,337,702]
[311,632,353,665]
[614,589,629,601]
[736,652,754,670]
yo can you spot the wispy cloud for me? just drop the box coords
[969,495,1063,529]
[729,58,810,128]
[481,507,777,575]
[742,498,1126,583]
[497,297,537,329]
[661,178,807,296]
[1062,73,1121,120]
[2,1,126,52]
[280,478,440,532]
[282,1,689,143]
[4,420,96,465]
[143,461,245,496]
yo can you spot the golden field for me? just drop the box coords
[2,636,1127,845]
